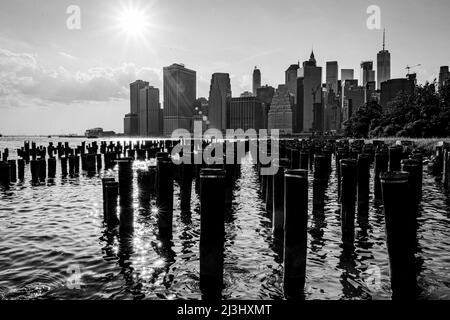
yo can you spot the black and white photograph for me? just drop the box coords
[0,0,449,315]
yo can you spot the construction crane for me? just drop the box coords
[406,64,421,76]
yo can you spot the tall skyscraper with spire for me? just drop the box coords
[252,67,261,96]
[377,29,391,89]
[300,50,322,132]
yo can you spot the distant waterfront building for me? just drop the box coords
[285,63,300,132]
[139,86,161,136]
[257,85,275,130]
[84,128,116,138]
[341,69,354,82]
[208,73,231,132]
[377,29,391,90]
[226,96,264,131]
[439,66,449,90]
[252,67,261,96]
[380,78,415,109]
[124,113,139,136]
[361,61,375,87]
[268,85,294,135]
[300,51,322,132]
[163,63,196,135]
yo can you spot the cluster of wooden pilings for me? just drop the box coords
[0,137,446,300]
[256,138,431,299]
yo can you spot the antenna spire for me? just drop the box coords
[383,28,386,51]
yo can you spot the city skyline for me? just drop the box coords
[1,0,450,135]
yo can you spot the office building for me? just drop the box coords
[380,78,415,109]
[257,85,275,129]
[439,66,449,90]
[163,63,196,135]
[361,61,375,87]
[341,69,354,82]
[377,29,391,90]
[208,73,231,132]
[124,113,139,136]
[227,96,264,131]
[139,86,161,136]
[253,67,261,96]
[301,51,322,132]
[268,85,294,134]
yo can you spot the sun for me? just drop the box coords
[116,5,150,39]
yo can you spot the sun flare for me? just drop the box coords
[117,5,150,38]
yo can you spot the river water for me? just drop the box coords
[0,137,449,300]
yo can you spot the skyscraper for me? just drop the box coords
[377,29,391,90]
[439,66,449,89]
[268,85,294,134]
[252,67,261,96]
[326,61,339,93]
[208,73,231,132]
[361,61,375,87]
[139,86,161,136]
[163,63,196,135]
[125,80,149,136]
[285,63,300,132]
[325,62,339,131]
[341,69,354,82]
[226,97,264,131]
[301,51,322,132]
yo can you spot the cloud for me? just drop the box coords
[58,52,76,60]
[0,48,162,106]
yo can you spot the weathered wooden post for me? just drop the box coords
[8,160,17,183]
[117,158,134,236]
[272,159,290,241]
[381,172,417,299]
[374,151,389,201]
[200,168,226,300]
[61,157,68,177]
[47,158,56,179]
[340,159,357,245]
[283,169,308,299]
[157,158,174,240]
[401,159,423,204]
[104,181,120,228]
[102,177,116,221]
[389,146,403,172]
[30,159,39,183]
[17,159,25,181]
[180,161,194,213]
[0,162,11,186]
[313,154,328,214]
[38,158,46,181]
[85,154,96,174]
[357,154,371,214]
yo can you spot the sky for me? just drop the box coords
[0,0,449,135]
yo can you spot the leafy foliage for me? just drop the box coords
[344,81,450,138]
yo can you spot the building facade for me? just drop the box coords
[163,63,196,135]
[439,66,449,90]
[139,86,161,136]
[301,51,322,132]
[361,61,375,87]
[252,67,261,96]
[380,78,415,109]
[268,85,294,135]
[208,73,231,132]
[377,29,391,90]
[341,69,354,82]
[227,97,264,131]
